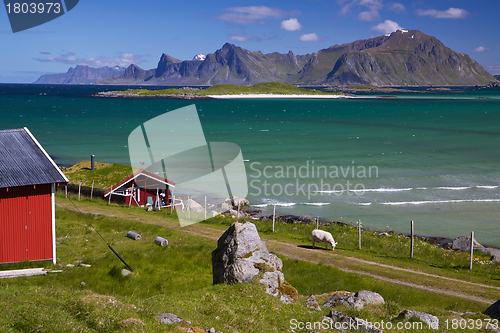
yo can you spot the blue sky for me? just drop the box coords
[1,0,499,83]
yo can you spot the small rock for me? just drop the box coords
[66,264,75,268]
[80,282,86,287]
[354,290,385,305]
[121,269,132,277]
[280,294,294,304]
[305,295,321,310]
[399,310,439,329]
[157,313,191,325]
[80,264,91,267]
[452,236,484,252]
[379,232,391,236]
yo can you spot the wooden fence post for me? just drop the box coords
[358,219,362,250]
[78,182,81,201]
[272,204,276,232]
[410,220,414,259]
[470,231,474,270]
[108,185,113,205]
[90,180,94,200]
[316,216,319,229]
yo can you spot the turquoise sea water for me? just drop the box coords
[2,84,500,246]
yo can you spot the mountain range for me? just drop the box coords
[34,65,125,84]
[35,30,496,86]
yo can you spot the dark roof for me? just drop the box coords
[0,128,68,188]
[104,169,175,197]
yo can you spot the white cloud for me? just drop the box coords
[33,52,143,67]
[216,6,291,24]
[338,0,383,21]
[416,7,469,19]
[299,33,320,42]
[229,35,253,42]
[371,20,403,34]
[474,46,489,53]
[281,18,302,31]
[389,3,406,13]
[358,10,380,21]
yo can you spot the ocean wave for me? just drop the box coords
[355,202,372,206]
[476,185,499,189]
[382,198,500,205]
[301,202,330,206]
[251,204,268,208]
[352,187,413,193]
[261,199,297,207]
[434,186,471,190]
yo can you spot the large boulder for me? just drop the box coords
[484,300,500,319]
[212,222,297,302]
[452,236,484,252]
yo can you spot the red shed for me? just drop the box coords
[104,170,180,209]
[0,128,68,264]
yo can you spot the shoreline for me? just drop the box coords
[207,93,350,99]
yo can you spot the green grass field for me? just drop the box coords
[1,191,499,332]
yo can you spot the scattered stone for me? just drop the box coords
[355,290,385,305]
[379,232,391,236]
[323,290,384,310]
[121,269,132,277]
[452,236,484,252]
[66,264,75,268]
[80,264,91,267]
[225,197,249,207]
[280,295,294,304]
[80,282,86,287]
[329,310,383,333]
[157,313,191,325]
[299,215,316,224]
[399,310,439,329]
[448,310,464,316]
[212,222,298,303]
[305,295,321,310]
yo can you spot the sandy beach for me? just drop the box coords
[207,94,352,99]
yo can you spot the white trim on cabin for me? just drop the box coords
[23,127,69,183]
[104,171,175,197]
[51,183,57,265]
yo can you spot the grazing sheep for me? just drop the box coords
[311,229,337,250]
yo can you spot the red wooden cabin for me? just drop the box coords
[0,128,68,264]
[104,170,179,209]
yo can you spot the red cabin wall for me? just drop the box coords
[125,186,170,207]
[0,184,53,264]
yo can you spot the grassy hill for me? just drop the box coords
[1,187,499,331]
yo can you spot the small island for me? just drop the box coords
[94,82,347,99]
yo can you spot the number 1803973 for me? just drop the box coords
[5,2,61,14]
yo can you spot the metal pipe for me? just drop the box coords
[91,155,95,170]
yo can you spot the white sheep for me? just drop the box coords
[311,229,337,250]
